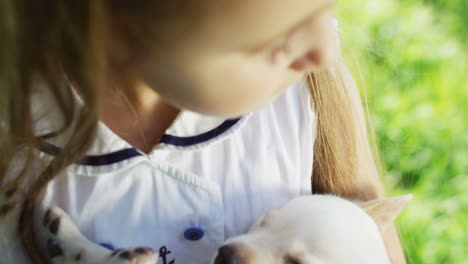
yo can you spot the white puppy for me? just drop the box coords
[212,194,412,264]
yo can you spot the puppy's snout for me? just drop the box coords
[214,244,248,264]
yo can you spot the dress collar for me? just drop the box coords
[38,110,251,166]
[90,110,251,154]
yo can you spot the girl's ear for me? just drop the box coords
[357,194,413,232]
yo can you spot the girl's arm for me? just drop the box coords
[334,57,407,264]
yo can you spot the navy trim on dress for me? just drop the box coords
[37,118,241,166]
[38,142,143,166]
[79,148,143,166]
[159,118,241,146]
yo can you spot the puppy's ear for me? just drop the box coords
[358,194,413,232]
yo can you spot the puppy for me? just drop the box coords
[212,194,412,264]
[1,186,409,264]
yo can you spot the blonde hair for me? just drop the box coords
[308,62,384,200]
[1,1,384,262]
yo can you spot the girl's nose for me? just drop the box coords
[287,14,339,73]
[288,39,338,72]
[289,49,323,72]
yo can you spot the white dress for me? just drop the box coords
[33,79,317,264]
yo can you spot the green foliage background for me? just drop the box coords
[337,0,467,263]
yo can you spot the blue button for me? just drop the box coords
[100,242,116,250]
[184,227,204,241]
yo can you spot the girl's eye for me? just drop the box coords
[268,37,293,62]
[270,41,290,56]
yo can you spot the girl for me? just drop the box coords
[0,0,406,263]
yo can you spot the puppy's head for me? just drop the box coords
[212,194,411,264]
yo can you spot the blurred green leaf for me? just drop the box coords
[337,0,467,263]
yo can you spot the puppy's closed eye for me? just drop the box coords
[285,255,301,264]
[249,209,280,231]
[258,218,268,228]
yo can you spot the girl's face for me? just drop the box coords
[134,0,338,117]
